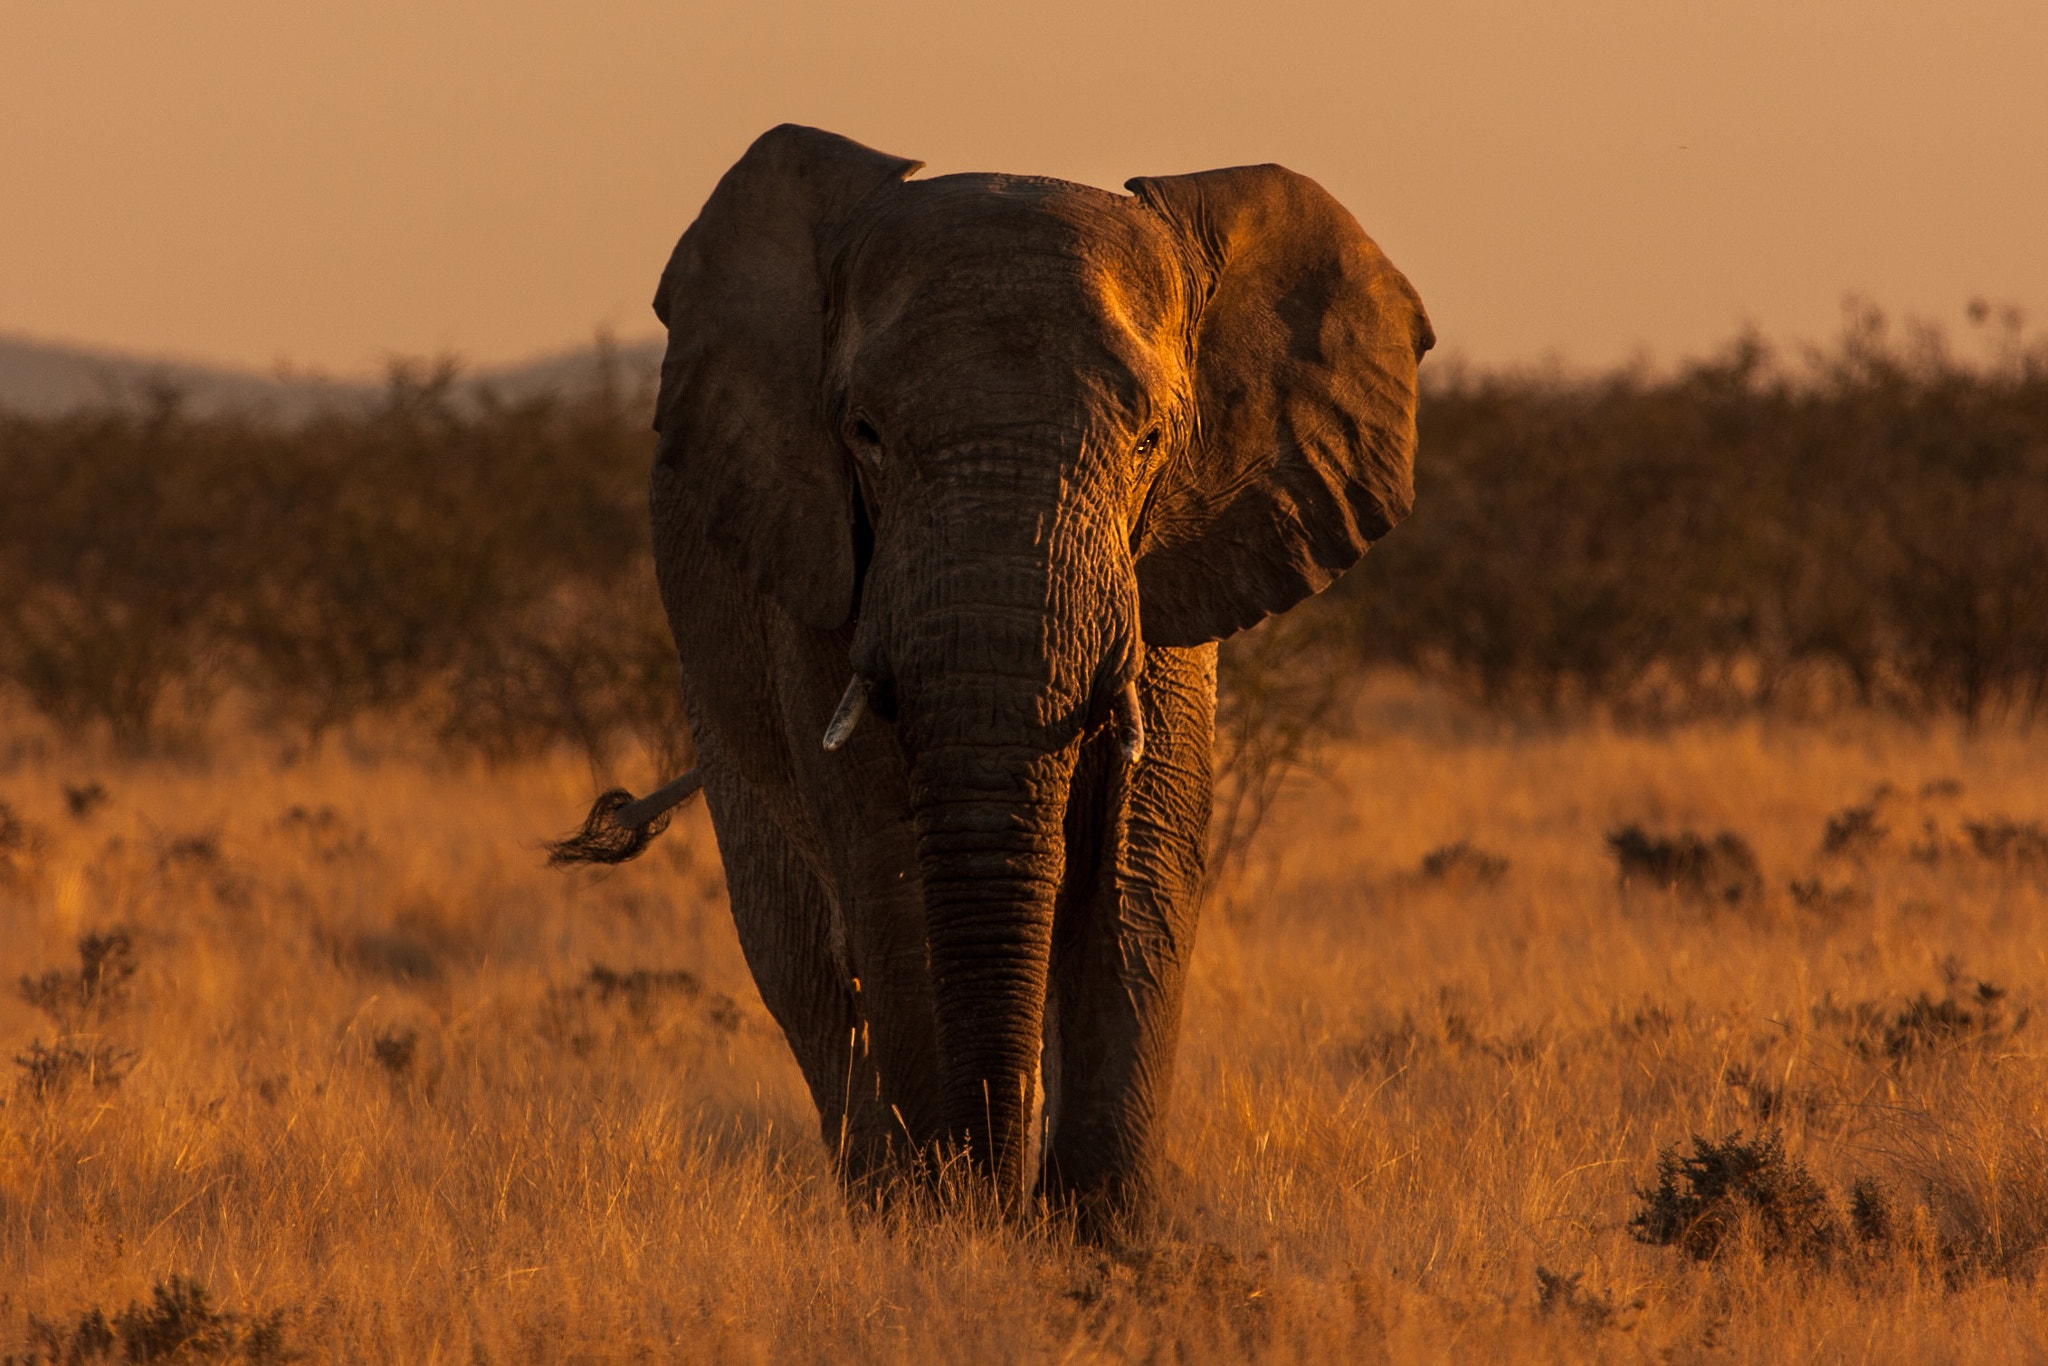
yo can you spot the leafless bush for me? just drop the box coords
[14,1037,135,1099]
[63,780,110,818]
[1209,605,1354,887]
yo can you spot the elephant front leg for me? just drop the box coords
[703,776,928,1193]
[1040,644,1215,1234]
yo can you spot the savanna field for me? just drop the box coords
[3,317,2047,1361]
[4,689,2048,1362]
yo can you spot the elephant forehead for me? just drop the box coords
[834,175,1192,362]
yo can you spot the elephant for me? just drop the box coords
[554,123,1431,1232]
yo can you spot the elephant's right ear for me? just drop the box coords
[653,125,921,629]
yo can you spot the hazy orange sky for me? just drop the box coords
[4,1,2044,375]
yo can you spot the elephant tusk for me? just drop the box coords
[1112,680,1145,766]
[822,675,870,752]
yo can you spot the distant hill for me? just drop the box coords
[0,332,665,420]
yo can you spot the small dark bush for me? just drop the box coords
[63,780,110,818]
[1417,841,1509,887]
[1964,818,2048,877]
[1630,1130,1842,1262]
[1821,803,1889,858]
[1534,1266,1630,1330]
[557,964,741,1036]
[22,1274,290,1363]
[1814,978,2025,1063]
[1607,826,1763,906]
[17,929,137,1028]
[0,801,41,884]
[274,805,368,862]
[584,964,704,1005]
[1787,878,1865,916]
[1850,1177,1894,1247]
[159,832,223,868]
[14,1037,135,1098]
[1882,986,2024,1061]
[0,801,35,850]
[371,1028,419,1074]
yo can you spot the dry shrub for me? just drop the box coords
[0,800,41,885]
[16,929,136,1029]
[1606,825,1763,907]
[1534,1266,1637,1331]
[1209,606,1354,888]
[1963,818,2048,879]
[541,963,744,1056]
[1818,780,1973,864]
[62,781,109,819]
[21,1276,289,1364]
[1063,1242,1276,1359]
[1415,841,1509,888]
[12,1037,135,1099]
[370,1028,419,1075]
[1630,1130,1843,1263]
[1815,977,2029,1065]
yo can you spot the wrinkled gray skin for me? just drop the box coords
[648,124,1430,1229]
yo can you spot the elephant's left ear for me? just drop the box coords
[1125,165,1433,646]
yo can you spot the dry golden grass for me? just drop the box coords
[4,679,2048,1362]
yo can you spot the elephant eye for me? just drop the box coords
[1132,428,1160,458]
[849,415,881,448]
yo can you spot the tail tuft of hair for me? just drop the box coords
[547,788,673,867]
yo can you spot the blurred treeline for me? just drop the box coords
[0,354,686,769]
[1332,301,2048,722]
[2,305,2045,774]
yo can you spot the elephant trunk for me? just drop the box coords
[856,432,1139,1200]
[909,731,1076,1197]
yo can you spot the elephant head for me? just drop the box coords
[654,124,1430,1196]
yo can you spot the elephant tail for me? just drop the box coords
[546,770,704,866]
